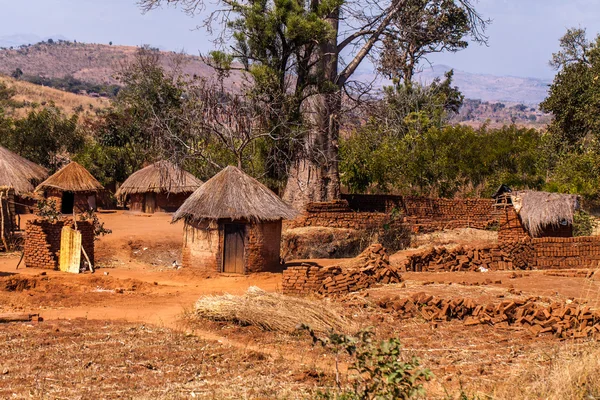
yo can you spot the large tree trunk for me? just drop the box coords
[283,7,342,210]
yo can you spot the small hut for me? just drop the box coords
[494,189,580,240]
[173,166,297,274]
[36,162,104,214]
[0,146,48,213]
[116,161,203,213]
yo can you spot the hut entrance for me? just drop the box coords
[223,223,245,273]
[61,192,75,214]
[144,193,156,213]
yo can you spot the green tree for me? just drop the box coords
[140,0,488,208]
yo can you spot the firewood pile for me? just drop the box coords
[377,293,600,340]
[282,244,402,296]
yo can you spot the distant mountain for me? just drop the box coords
[0,34,70,49]
[354,64,552,105]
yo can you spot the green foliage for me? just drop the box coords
[573,210,596,237]
[35,199,61,223]
[543,149,600,201]
[79,210,112,239]
[0,105,85,171]
[301,327,431,400]
[341,122,547,198]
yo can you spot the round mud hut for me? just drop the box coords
[0,146,48,213]
[173,166,297,274]
[116,161,203,214]
[36,162,104,214]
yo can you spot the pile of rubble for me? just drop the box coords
[282,244,402,297]
[377,293,600,340]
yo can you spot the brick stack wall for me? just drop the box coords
[402,197,498,233]
[24,219,94,270]
[341,194,403,212]
[375,293,600,340]
[285,200,392,230]
[402,246,515,272]
[533,236,600,269]
[282,244,402,296]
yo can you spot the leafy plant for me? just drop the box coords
[573,210,597,237]
[79,210,112,240]
[300,326,432,399]
[35,199,61,223]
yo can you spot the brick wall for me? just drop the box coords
[288,196,498,233]
[533,236,600,269]
[24,218,94,270]
[245,221,282,273]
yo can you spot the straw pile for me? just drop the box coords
[0,146,48,195]
[36,161,104,193]
[510,191,579,237]
[173,166,297,223]
[116,161,202,198]
[194,286,350,333]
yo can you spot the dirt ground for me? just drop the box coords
[1,212,599,399]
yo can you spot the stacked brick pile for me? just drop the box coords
[282,244,402,296]
[376,293,600,339]
[285,200,392,231]
[533,236,600,269]
[402,246,520,272]
[25,218,94,270]
[402,197,498,233]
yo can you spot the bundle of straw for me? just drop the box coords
[194,286,351,334]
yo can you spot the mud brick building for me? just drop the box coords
[116,161,202,214]
[173,166,297,274]
[24,218,94,270]
[36,162,104,214]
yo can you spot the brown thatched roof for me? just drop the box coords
[36,162,104,193]
[173,166,297,223]
[0,146,48,195]
[510,190,580,237]
[116,161,202,198]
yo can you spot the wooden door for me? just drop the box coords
[223,224,245,273]
[144,193,156,213]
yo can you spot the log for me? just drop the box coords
[0,313,39,323]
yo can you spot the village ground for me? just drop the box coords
[1,212,600,399]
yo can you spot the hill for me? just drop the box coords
[0,74,109,117]
[0,41,243,90]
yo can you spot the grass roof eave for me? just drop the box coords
[115,161,202,199]
[36,161,104,193]
[0,146,48,195]
[511,190,580,237]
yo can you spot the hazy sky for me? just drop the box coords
[1,0,600,79]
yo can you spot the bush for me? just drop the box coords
[573,210,596,237]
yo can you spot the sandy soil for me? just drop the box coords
[1,212,599,398]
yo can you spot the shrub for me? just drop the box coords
[573,210,596,237]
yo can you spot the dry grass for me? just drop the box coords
[410,227,498,249]
[0,145,48,194]
[490,342,600,399]
[511,190,579,237]
[173,166,297,223]
[36,161,103,193]
[194,286,352,334]
[0,75,109,117]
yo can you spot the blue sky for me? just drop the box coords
[1,0,600,79]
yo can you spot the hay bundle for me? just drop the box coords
[194,286,351,333]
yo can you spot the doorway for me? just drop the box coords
[223,223,245,274]
[61,192,75,214]
[144,193,156,213]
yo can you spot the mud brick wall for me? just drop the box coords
[245,221,282,273]
[282,245,402,296]
[341,194,403,213]
[25,219,94,270]
[182,221,221,272]
[285,200,391,230]
[402,197,498,233]
[533,236,600,269]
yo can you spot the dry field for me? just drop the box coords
[1,212,599,399]
[0,75,109,117]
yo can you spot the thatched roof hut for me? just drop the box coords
[508,190,580,237]
[174,166,297,274]
[36,162,104,193]
[116,161,202,198]
[173,165,297,224]
[0,146,48,195]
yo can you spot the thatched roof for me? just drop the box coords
[36,162,104,193]
[116,161,202,198]
[173,166,297,223]
[510,190,580,237]
[0,146,48,195]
